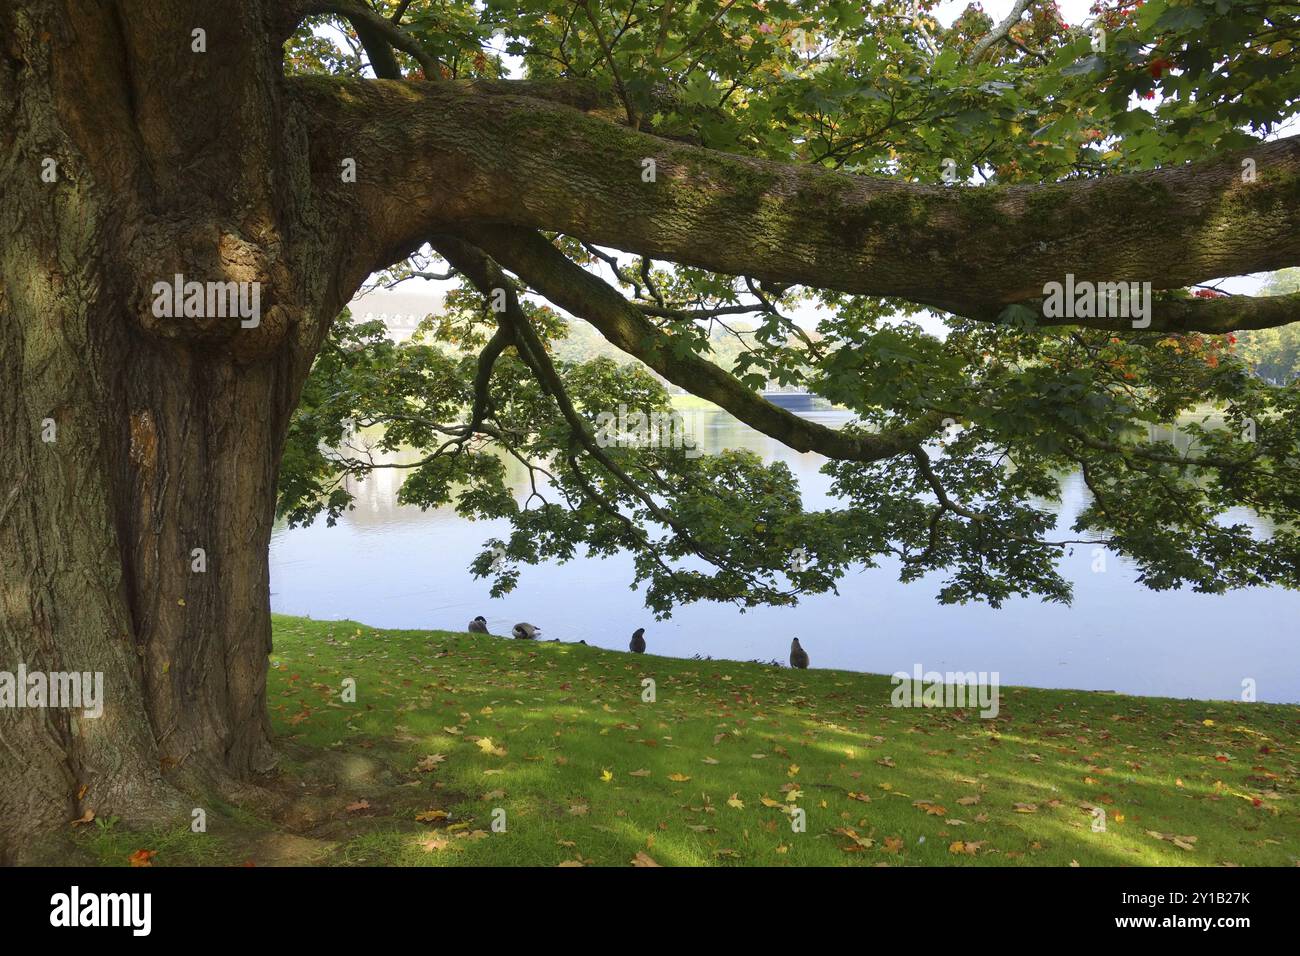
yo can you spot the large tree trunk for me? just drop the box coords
[0,0,354,861]
[0,278,293,859]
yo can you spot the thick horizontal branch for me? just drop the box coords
[1001,290,1300,333]
[291,76,1300,331]
[464,226,943,461]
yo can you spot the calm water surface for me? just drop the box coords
[270,409,1300,703]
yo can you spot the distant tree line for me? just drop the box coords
[1235,270,1300,384]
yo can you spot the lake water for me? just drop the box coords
[269,408,1300,703]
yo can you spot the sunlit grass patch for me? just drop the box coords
[71,615,1297,867]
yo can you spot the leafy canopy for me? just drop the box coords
[280,1,1300,615]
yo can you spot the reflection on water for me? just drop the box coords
[270,410,1299,702]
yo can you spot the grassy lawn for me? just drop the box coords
[75,615,1296,867]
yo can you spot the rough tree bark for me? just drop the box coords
[0,0,1296,860]
[295,76,1300,328]
[0,0,368,860]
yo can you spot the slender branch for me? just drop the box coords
[382,269,455,289]
[297,0,441,78]
[432,235,785,586]
[909,447,1109,549]
[636,302,757,320]
[1068,428,1262,471]
[968,0,1036,65]
[468,322,513,433]
[463,225,946,460]
[574,0,638,128]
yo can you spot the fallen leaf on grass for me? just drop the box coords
[128,849,156,867]
[1146,831,1198,851]
[667,773,691,782]
[833,827,874,851]
[345,800,371,813]
[415,809,449,823]
[630,851,661,867]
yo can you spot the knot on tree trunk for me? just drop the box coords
[127,223,295,361]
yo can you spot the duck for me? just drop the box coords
[468,615,489,634]
[789,638,809,670]
[629,628,646,654]
[512,622,541,640]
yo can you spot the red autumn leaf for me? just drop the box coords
[1147,57,1173,79]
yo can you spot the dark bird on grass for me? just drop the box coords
[629,628,646,654]
[512,622,541,640]
[468,616,489,634]
[790,638,809,670]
